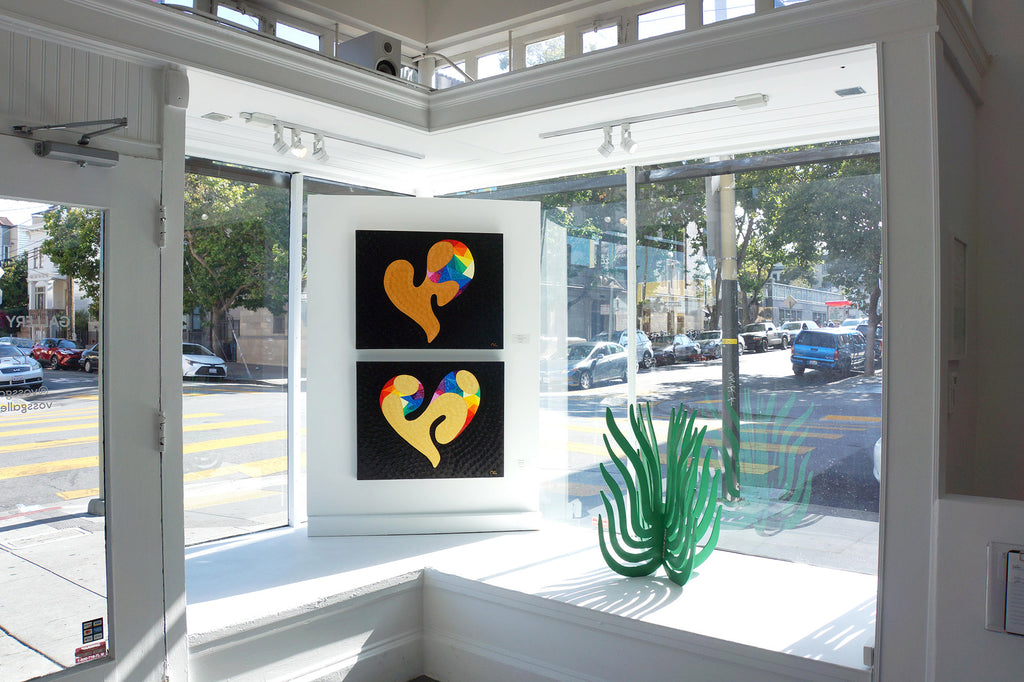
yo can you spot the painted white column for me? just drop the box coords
[288,173,306,525]
[626,165,637,403]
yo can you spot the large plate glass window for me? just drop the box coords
[181,160,291,546]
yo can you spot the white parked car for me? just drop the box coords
[0,345,43,391]
[780,320,820,335]
[182,343,227,379]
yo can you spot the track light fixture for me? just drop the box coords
[597,126,614,157]
[289,128,308,158]
[242,111,424,161]
[620,123,638,154]
[540,93,770,157]
[272,123,289,154]
[312,133,328,161]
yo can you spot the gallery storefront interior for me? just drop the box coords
[2,1,1022,681]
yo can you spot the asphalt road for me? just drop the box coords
[541,346,882,517]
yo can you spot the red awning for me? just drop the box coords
[825,300,852,307]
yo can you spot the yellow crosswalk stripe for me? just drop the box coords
[2,430,287,481]
[0,411,221,428]
[569,437,811,457]
[185,489,279,510]
[184,430,287,455]
[0,454,97,480]
[0,436,97,456]
[183,419,272,432]
[183,455,287,482]
[0,423,98,437]
[57,488,98,500]
[822,415,881,422]
[0,416,262,438]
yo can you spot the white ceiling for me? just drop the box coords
[184,43,878,196]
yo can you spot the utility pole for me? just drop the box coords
[719,172,741,500]
[708,168,741,500]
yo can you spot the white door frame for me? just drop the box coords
[0,132,184,682]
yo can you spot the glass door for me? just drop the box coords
[0,198,107,679]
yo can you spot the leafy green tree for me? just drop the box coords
[41,206,103,334]
[0,253,29,332]
[184,174,290,356]
[778,156,882,373]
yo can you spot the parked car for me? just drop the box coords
[653,333,700,365]
[693,330,745,359]
[556,341,627,390]
[791,328,867,377]
[873,437,882,483]
[840,317,868,328]
[80,343,99,373]
[780,320,820,335]
[31,337,84,369]
[740,321,787,352]
[182,343,227,379]
[618,330,655,369]
[857,324,883,365]
[0,345,43,391]
[0,336,35,351]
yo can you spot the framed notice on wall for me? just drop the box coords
[305,196,540,536]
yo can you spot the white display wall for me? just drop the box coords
[306,196,541,535]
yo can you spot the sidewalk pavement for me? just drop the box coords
[222,362,289,386]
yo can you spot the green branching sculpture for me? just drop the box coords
[597,403,723,586]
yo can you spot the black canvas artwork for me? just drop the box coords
[356,361,504,480]
[355,230,504,349]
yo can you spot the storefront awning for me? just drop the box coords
[825,300,852,307]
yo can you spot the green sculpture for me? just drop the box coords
[597,403,722,586]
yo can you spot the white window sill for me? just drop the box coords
[185,524,875,680]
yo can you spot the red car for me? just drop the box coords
[31,338,84,369]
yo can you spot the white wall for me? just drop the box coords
[928,0,1024,678]
[969,0,1024,498]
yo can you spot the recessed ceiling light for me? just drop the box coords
[835,87,867,97]
[201,112,231,122]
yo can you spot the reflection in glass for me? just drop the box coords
[535,176,630,520]
[582,25,618,53]
[638,5,686,40]
[216,5,260,30]
[0,199,108,678]
[526,35,565,67]
[703,0,756,25]
[477,50,510,79]
[181,168,290,545]
[276,22,320,51]
[434,61,467,89]
[468,144,882,574]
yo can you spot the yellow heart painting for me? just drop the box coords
[383,239,475,342]
[378,370,481,467]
